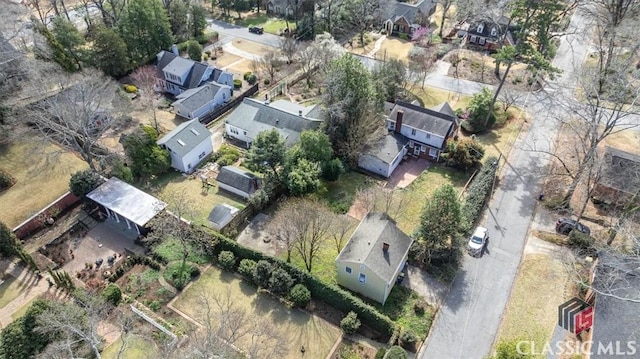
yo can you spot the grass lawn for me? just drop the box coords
[234,13,295,35]
[146,171,245,226]
[464,110,526,160]
[153,237,210,265]
[11,297,36,321]
[377,38,414,62]
[396,166,470,234]
[372,285,434,338]
[496,254,571,355]
[232,38,276,56]
[414,86,473,110]
[0,276,23,309]
[316,171,381,213]
[102,336,159,359]
[211,52,242,68]
[173,266,341,359]
[0,140,88,228]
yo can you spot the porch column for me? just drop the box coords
[105,207,111,218]
[125,217,132,229]
[113,212,120,223]
[135,224,141,235]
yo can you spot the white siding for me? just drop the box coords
[335,260,387,304]
[225,124,251,145]
[400,124,445,148]
[174,87,231,119]
[179,136,214,173]
[358,154,392,178]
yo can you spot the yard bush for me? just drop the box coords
[375,348,387,359]
[163,262,199,290]
[568,230,595,251]
[69,169,102,197]
[399,330,417,351]
[340,311,361,335]
[210,233,396,336]
[101,283,122,306]
[217,250,236,271]
[238,259,256,282]
[384,346,408,359]
[233,79,242,89]
[264,78,271,85]
[148,300,161,311]
[0,169,15,191]
[253,260,273,288]
[289,284,311,307]
[269,268,294,296]
[243,71,252,81]
[246,74,257,85]
[322,158,345,181]
[461,156,499,232]
[123,84,138,93]
[216,154,237,166]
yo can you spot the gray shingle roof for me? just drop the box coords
[336,213,414,284]
[187,62,209,89]
[172,82,227,116]
[216,166,260,195]
[389,100,456,138]
[157,120,211,157]
[384,0,435,24]
[225,98,324,147]
[590,252,640,359]
[599,146,640,195]
[157,51,232,90]
[164,56,194,83]
[207,203,239,227]
[156,51,177,77]
[364,132,407,164]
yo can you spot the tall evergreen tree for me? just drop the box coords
[169,0,189,42]
[89,26,130,77]
[51,17,85,70]
[118,0,174,65]
[189,4,208,38]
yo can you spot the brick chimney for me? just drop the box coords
[394,110,404,133]
[382,242,389,252]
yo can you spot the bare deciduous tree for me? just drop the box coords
[278,36,297,64]
[24,69,129,171]
[331,214,354,253]
[131,65,160,132]
[253,51,283,83]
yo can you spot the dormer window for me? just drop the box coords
[477,23,484,33]
[490,27,497,36]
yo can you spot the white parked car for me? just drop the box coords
[468,226,488,257]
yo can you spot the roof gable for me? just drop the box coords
[172,82,227,115]
[216,166,260,195]
[384,0,435,24]
[157,120,211,157]
[599,146,640,194]
[336,212,414,283]
[207,203,239,226]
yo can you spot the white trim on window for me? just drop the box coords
[346,266,352,274]
[359,273,366,283]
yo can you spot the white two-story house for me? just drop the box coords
[156,50,234,95]
[358,100,458,178]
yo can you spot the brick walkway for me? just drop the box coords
[0,260,50,328]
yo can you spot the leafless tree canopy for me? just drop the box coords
[253,51,283,83]
[131,65,160,131]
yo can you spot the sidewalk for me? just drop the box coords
[0,261,50,328]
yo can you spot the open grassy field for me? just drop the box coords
[0,140,87,228]
[173,266,341,359]
[396,166,470,234]
[234,13,295,35]
[376,38,414,62]
[496,254,571,356]
[373,285,434,338]
[102,336,159,359]
[146,171,246,226]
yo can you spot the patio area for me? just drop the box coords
[63,219,144,275]
[236,213,282,257]
[385,158,432,189]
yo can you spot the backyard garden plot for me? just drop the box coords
[0,139,87,228]
[173,266,341,359]
[115,265,176,310]
[102,336,159,359]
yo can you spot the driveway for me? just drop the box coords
[207,19,282,48]
[420,11,590,359]
[385,158,431,189]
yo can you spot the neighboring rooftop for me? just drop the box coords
[216,166,260,195]
[225,98,324,146]
[207,203,239,228]
[384,0,436,24]
[599,146,640,194]
[388,100,457,138]
[336,212,414,283]
[363,132,407,164]
[173,82,228,116]
[87,177,167,227]
[157,120,211,157]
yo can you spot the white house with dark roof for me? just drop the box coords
[382,0,436,37]
[358,100,458,178]
[172,82,232,120]
[335,212,414,305]
[156,50,234,95]
[224,97,324,148]
[216,166,261,199]
[157,120,213,173]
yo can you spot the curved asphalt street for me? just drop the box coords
[420,11,591,359]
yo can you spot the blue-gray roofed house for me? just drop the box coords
[155,50,234,95]
[224,98,324,148]
[173,82,232,120]
[216,166,261,199]
[157,120,213,173]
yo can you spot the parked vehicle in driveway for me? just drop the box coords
[248,26,264,34]
[468,226,488,257]
[555,217,591,235]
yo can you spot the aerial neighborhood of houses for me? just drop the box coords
[1,0,639,358]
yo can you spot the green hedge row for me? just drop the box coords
[207,232,395,336]
[461,156,499,232]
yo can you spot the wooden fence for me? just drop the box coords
[198,84,259,126]
[220,203,257,236]
[13,191,81,239]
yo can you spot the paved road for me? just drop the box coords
[207,19,282,48]
[420,11,591,359]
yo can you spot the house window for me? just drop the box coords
[490,27,497,36]
[359,273,366,283]
[188,163,192,169]
[411,128,417,136]
[479,38,486,45]
[425,133,431,139]
[388,121,395,130]
[429,148,438,158]
[346,266,352,274]
[477,23,484,33]
[470,35,477,43]
[243,131,247,135]
[198,151,206,159]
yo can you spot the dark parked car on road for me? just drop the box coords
[249,26,264,34]
[555,218,591,235]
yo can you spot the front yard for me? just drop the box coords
[233,13,295,35]
[172,266,342,359]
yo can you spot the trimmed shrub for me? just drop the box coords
[264,78,271,85]
[384,346,408,359]
[148,300,161,311]
[461,157,499,232]
[568,230,595,250]
[216,154,237,166]
[243,71,252,81]
[289,284,311,307]
[399,330,417,351]
[269,268,294,296]
[340,311,361,335]
[246,74,257,85]
[69,169,102,197]
[123,84,137,93]
[322,158,344,181]
[375,348,387,359]
[238,259,257,282]
[233,79,242,89]
[413,301,427,316]
[163,262,199,290]
[0,169,15,190]
[101,283,122,306]
[217,250,236,271]
[253,260,273,288]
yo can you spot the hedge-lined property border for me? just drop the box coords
[461,156,499,232]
